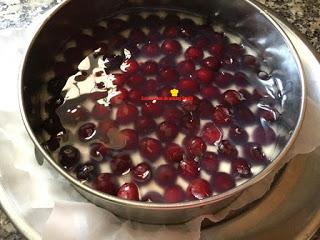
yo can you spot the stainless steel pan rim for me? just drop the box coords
[18,0,306,211]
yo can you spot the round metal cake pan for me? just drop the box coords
[0,1,318,238]
[18,0,307,224]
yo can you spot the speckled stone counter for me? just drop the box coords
[0,0,319,239]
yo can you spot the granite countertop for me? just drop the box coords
[0,0,319,239]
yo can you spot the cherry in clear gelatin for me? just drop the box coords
[179,158,200,181]
[164,143,184,164]
[201,152,220,174]
[187,178,212,200]
[164,185,186,203]
[132,162,152,184]
[117,182,139,201]
[110,155,132,175]
[211,172,236,193]
[78,123,97,142]
[139,137,162,161]
[154,164,177,187]
[58,145,80,170]
[184,136,207,157]
[157,121,179,142]
[92,173,118,195]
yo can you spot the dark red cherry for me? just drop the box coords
[163,107,183,124]
[212,105,232,125]
[187,178,212,200]
[92,173,118,195]
[234,72,249,87]
[134,116,156,135]
[141,60,158,75]
[127,74,145,88]
[116,103,138,124]
[157,86,172,98]
[117,182,139,201]
[225,43,245,57]
[201,152,220,174]
[231,158,252,178]
[164,143,184,164]
[92,104,110,120]
[142,192,163,203]
[110,155,132,175]
[76,162,99,181]
[139,137,162,161]
[142,42,160,57]
[218,140,238,158]
[229,125,248,144]
[145,79,158,94]
[164,185,186,203]
[253,125,276,145]
[161,39,182,55]
[181,96,200,112]
[147,30,163,42]
[222,90,243,106]
[90,143,111,161]
[195,68,215,85]
[201,85,220,100]
[78,123,96,142]
[132,162,152,184]
[201,56,221,71]
[208,43,224,58]
[211,172,236,193]
[154,164,177,187]
[244,142,268,163]
[198,99,214,119]
[159,67,179,83]
[184,136,207,157]
[110,88,128,105]
[163,25,179,38]
[215,72,233,88]
[221,56,238,70]
[141,101,163,118]
[128,89,143,104]
[177,79,199,95]
[185,47,204,61]
[119,129,138,150]
[179,158,200,180]
[159,55,176,68]
[121,59,139,74]
[157,121,179,142]
[181,112,200,135]
[201,123,223,145]
[177,60,195,76]
[58,145,80,170]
